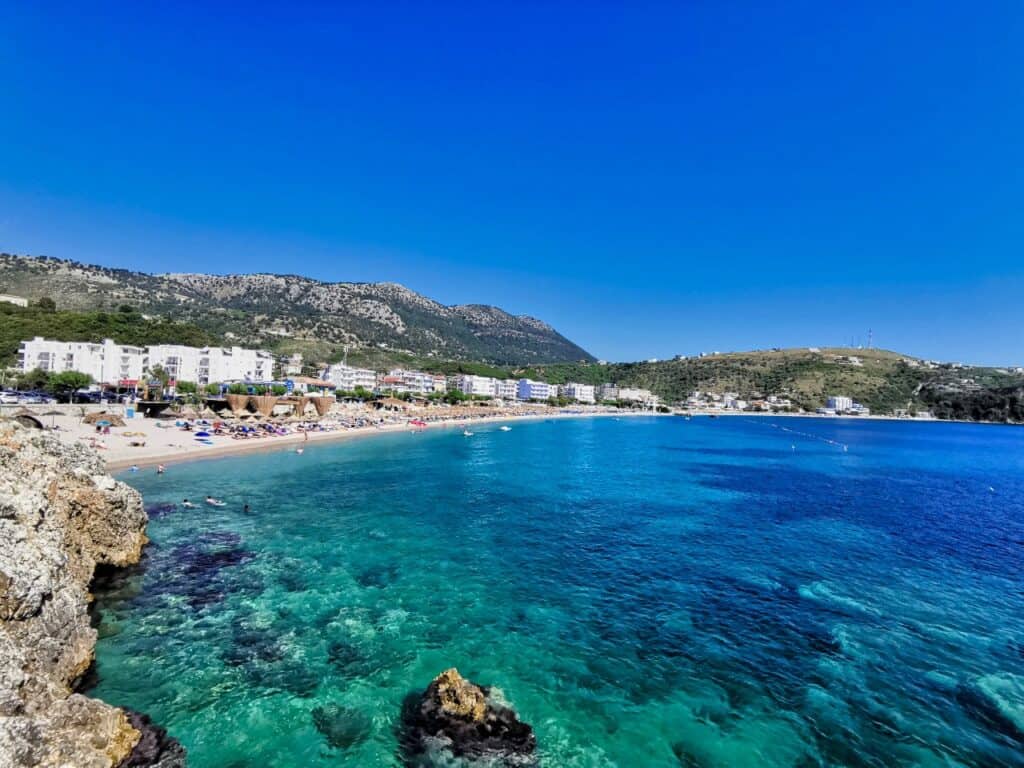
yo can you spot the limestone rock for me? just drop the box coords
[0,423,184,767]
[401,667,536,765]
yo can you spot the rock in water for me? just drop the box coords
[401,668,536,765]
[119,710,188,767]
[0,423,185,767]
[311,703,371,750]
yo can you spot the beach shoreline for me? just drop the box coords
[25,405,1010,474]
[92,410,660,471]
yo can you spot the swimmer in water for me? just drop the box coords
[182,499,196,508]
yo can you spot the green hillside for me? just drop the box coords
[516,348,1024,420]
[0,302,215,367]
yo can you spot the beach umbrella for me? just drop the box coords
[195,431,211,437]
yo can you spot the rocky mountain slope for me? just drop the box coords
[0,254,593,365]
[0,423,184,767]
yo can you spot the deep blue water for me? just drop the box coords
[92,416,1024,766]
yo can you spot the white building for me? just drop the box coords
[378,369,441,395]
[146,344,204,384]
[456,375,498,397]
[596,384,619,401]
[827,395,854,413]
[20,337,274,387]
[517,379,554,401]
[283,353,303,376]
[146,345,273,385]
[325,363,377,392]
[617,387,654,403]
[562,382,596,404]
[495,379,518,400]
[18,337,146,386]
[0,294,28,307]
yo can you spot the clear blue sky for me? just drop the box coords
[2,2,1022,365]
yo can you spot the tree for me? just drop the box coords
[227,382,248,395]
[271,384,287,396]
[47,370,93,402]
[35,297,56,312]
[176,381,197,394]
[16,367,52,391]
[147,364,170,388]
[204,383,221,396]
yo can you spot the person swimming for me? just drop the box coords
[205,496,226,507]
[182,499,196,508]
[157,464,165,474]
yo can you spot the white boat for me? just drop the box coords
[499,425,512,432]
[463,430,474,437]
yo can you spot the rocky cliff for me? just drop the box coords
[0,423,184,767]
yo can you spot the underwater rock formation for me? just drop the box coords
[401,668,536,765]
[0,423,184,767]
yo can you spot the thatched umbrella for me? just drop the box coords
[251,395,279,418]
[42,409,63,428]
[312,396,335,418]
[291,396,310,417]
[83,412,126,427]
[225,394,250,415]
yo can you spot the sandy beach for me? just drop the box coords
[19,406,659,471]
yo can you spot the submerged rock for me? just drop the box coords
[0,423,184,767]
[312,703,371,750]
[400,668,536,765]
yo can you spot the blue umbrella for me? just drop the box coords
[195,431,211,437]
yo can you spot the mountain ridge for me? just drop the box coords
[0,253,592,365]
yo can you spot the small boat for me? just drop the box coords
[296,448,304,454]
[499,425,512,432]
[463,430,474,437]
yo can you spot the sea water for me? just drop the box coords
[92,416,1024,766]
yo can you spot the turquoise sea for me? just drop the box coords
[92,416,1024,767]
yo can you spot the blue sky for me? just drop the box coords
[2,2,1022,365]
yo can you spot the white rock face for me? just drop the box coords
[0,423,181,767]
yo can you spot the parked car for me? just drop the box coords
[0,391,20,404]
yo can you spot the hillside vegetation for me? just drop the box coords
[0,302,215,367]
[0,254,592,365]
[517,348,1024,421]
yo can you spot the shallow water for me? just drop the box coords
[93,416,1024,766]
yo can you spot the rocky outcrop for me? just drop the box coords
[0,423,184,767]
[401,668,536,765]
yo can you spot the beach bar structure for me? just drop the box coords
[225,394,251,415]
[311,395,336,417]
